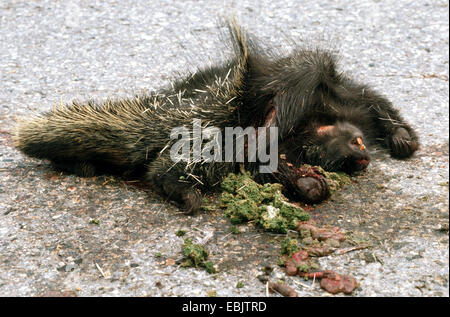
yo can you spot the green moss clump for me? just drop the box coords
[230,225,241,234]
[89,218,100,225]
[204,261,217,274]
[221,172,265,203]
[311,165,350,194]
[281,238,300,256]
[182,238,208,267]
[259,205,288,233]
[181,238,216,273]
[175,229,186,237]
[279,202,310,228]
[220,172,309,234]
[277,256,287,267]
[297,263,310,273]
[298,229,312,239]
[279,238,321,272]
[326,172,350,193]
[297,261,319,273]
[225,199,259,224]
[221,192,236,206]
[260,183,284,201]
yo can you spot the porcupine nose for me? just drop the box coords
[357,158,370,170]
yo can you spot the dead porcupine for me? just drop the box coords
[14,22,418,213]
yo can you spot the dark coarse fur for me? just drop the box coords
[14,21,419,213]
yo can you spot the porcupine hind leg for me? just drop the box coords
[145,152,203,214]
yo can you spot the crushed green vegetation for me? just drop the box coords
[203,261,216,274]
[181,238,216,274]
[311,165,351,194]
[220,172,310,234]
[175,229,186,237]
[230,225,241,234]
[279,239,320,273]
[281,238,300,257]
[89,218,100,225]
[298,261,320,276]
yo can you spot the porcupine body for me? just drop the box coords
[14,22,418,213]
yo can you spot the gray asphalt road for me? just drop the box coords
[0,0,448,297]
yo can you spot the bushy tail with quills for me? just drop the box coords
[13,98,164,177]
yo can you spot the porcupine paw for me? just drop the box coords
[295,166,329,203]
[179,189,203,214]
[296,177,329,203]
[388,127,418,159]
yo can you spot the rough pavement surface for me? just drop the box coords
[0,0,448,296]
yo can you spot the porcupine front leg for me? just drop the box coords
[359,89,419,158]
[145,152,203,214]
